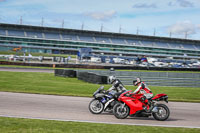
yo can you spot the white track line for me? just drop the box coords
[0,114,200,129]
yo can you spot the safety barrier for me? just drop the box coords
[56,69,200,87]
[54,69,107,84]
[54,69,76,77]
[75,69,200,87]
[77,72,107,84]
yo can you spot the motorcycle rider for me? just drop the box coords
[103,76,127,111]
[107,76,127,93]
[133,77,153,109]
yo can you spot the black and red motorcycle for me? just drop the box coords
[113,91,170,121]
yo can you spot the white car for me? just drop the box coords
[113,58,125,64]
[154,62,168,67]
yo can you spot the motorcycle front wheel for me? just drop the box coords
[89,99,104,114]
[152,104,170,121]
[113,103,129,119]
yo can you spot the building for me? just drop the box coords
[0,23,200,60]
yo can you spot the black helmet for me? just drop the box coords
[133,77,141,86]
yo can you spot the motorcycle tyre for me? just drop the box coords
[152,104,170,121]
[89,99,104,114]
[113,103,129,119]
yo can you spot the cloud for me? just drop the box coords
[84,10,117,21]
[132,3,157,8]
[177,0,194,7]
[167,21,197,35]
[168,0,194,8]
[168,1,175,6]
[197,24,200,31]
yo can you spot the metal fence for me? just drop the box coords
[76,69,200,87]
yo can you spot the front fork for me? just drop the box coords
[146,101,155,112]
[120,103,126,109]
[150,101,161,113]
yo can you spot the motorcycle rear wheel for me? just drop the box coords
[152,104,170,121]
[113,103,129,119]
[89,99,104,114]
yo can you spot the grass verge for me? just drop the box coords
[0,117,200,133]
[0,71,200,102]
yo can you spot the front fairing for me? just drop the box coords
[94,93,105,98]
[120,96,144,115]
[93,86,104,96]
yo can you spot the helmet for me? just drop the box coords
[133,77,141,86]
[108,76,116,84]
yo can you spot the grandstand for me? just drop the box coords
[0,23,200,60]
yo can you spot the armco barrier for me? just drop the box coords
[56,69,200,87]
[75,69,200,87]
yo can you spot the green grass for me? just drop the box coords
[0,117,199,133]
[0,71,200,102]
[147,86,200,102]
[0,71,102,97]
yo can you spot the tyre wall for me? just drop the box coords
[54,69,107,84]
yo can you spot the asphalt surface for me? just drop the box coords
[0,92,200,128]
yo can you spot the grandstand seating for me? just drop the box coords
[62,34,77,41]
[0,29,5,35]
[95,36,110,43]
[111,38,126,44]
[8,29,25,37]
[140,40,154,47]
[168,43,182,49]
[2,27,199,51]
[0,23,200,61]
[26,31,43,38]
[79,35,94,42]
[126,39,141,46]
[195,45,200,50]
[154,42,169,48]
[44,32,60,40]
[181,43,196,50]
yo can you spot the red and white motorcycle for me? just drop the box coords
[113,91,170,121]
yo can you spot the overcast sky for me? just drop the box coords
[0,0,200,40]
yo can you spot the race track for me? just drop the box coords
[0,92,200,128]
[0,67,199,128]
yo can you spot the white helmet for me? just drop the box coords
[133,77,141,86]
[108,76,116,84]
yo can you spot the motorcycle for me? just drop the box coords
[112,90,170,121]
[88,86,123,114]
